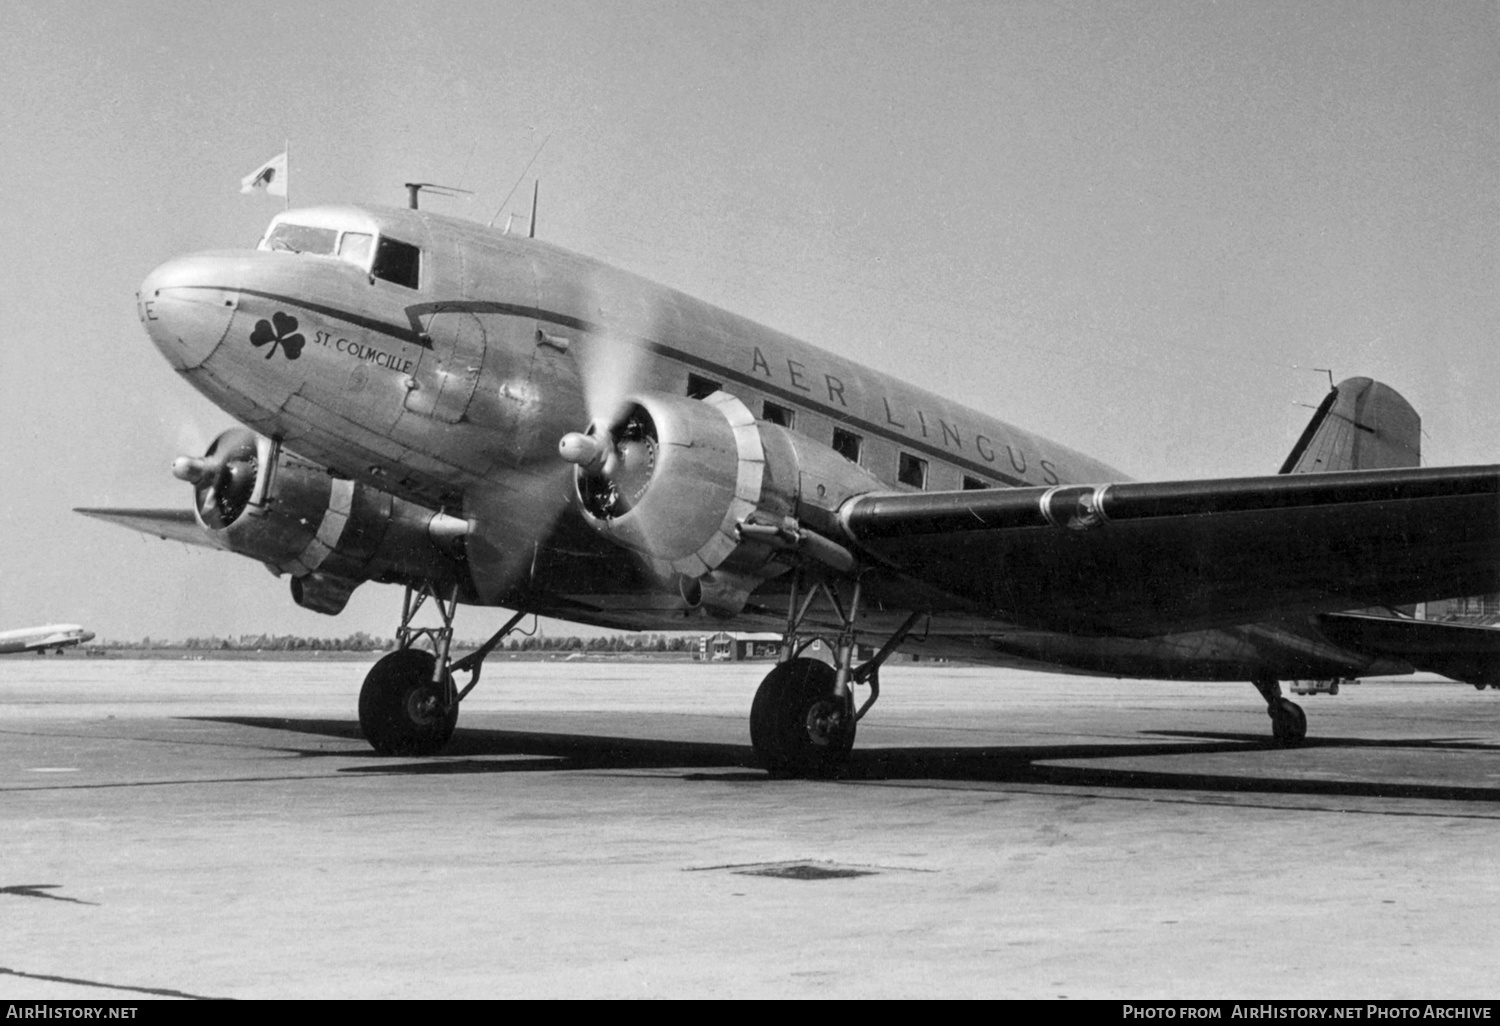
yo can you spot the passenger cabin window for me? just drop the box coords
[962,475,991,490]
[687,374,722,400]
[264,223,337,256]
[762,401,795,429]
[372,237,421,289]
[832,428,862,465]
[898,452,928,489]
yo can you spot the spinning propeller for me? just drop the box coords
[463,274,658,598]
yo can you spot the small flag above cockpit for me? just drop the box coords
[240,151,288,197]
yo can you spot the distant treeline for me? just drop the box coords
[100,632,700,653]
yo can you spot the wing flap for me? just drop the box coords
[839,465,1500,637]
[74,507,223,550]
[1318,612,1500,688]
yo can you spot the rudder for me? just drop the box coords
[1279,377,1420,474]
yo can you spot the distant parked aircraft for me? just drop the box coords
[0,625,95,655]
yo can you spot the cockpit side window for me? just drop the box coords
[372,237,421,289]
[337,231,374,269]
[263,223,338,255]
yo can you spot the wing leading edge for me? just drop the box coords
[74,508,222,550]
[838,465,1500,638]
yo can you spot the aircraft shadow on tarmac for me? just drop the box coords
[192,716,1500,804]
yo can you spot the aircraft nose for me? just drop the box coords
[138,253,242,371]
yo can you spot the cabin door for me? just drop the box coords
[403,308,487,424]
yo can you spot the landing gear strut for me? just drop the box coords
[750,572,921,776]
[358,582,527,756]
[1251,674,1307,745]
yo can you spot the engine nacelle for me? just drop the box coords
[567,391,884,615]
[179,428,469,612]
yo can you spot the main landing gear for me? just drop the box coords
[749,573,922,777]
[1251,674,1307,745]
[358,583,527,756]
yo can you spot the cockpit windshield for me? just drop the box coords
[263,222,338,256]
[258,210,422,287]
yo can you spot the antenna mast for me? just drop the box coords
[487,133,552,227]
[404,182,473,210]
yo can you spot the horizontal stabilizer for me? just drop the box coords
[74,507,221,550]
[1318,612,1500,688]
[1281,377,1420,474]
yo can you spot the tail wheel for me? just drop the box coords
[358,648,458,756]
[750,657,855,777]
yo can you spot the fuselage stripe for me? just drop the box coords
[206,287,433,349]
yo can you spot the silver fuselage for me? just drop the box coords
[137,205,1403,681]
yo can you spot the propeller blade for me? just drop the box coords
[572,265,655,429]
[467,267,662,597]
[463,464,576,601]
[570,330,649,432]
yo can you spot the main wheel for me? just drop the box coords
[1269,697,1307,745]
[358,649,458,756]
[749,658,855,777]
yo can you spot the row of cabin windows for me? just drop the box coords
[683,373,994,492]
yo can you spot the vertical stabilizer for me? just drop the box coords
[1279,377,1420,474]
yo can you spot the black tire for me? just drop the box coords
[1270,697,1307,745]
[358,649,458,756]
[749,658,855,777]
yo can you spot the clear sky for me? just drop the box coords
[1,1,1495,643]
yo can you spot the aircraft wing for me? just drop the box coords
[837,465,1500,638]
[74,507,223,550]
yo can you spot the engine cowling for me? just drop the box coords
[563,391,884,616]
[175,428,469,614]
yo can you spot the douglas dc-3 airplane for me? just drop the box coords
[0,625,95,655]
[79,202,1500,774]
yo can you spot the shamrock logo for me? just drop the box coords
[249,311,305,360]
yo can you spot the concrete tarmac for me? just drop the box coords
[2,656,1498,1000]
